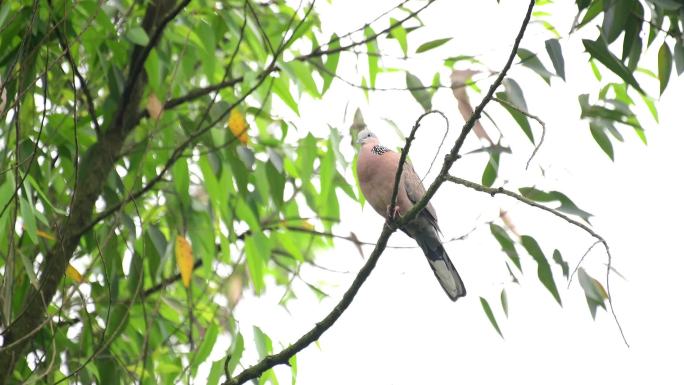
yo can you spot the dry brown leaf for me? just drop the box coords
[500,209,520,239]
[146,93,164,121]
[175,235,194,288]
[228,109,249,144]
[227,271,243,309]
[450,69,493,145]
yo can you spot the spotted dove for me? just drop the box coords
[355,129,466,301]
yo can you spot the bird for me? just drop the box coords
[355,129,466,301]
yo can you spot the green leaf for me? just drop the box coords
[144,48,161,92]
[289,355,298,385]
[297,133,317,181]
[20,196,38,244]
[273,74,299,115]
[388,19,408,56]
[500,289,509,318]
[126,26,149,46]
[503,78,528,111]
[206,359,225,385]
[405,72,432,111]
[674,39,684,76]
[172,158,191,211]
[657,42,672,95]
[578,268,608,319]
[322,34,340,93]
[590,121,615,160]
[253,326,273,358]
[582,39,644,93]
[490,224,521,270]
[443,55,480,67]
[416,37,451,53]
[193,324,219,374]
[480,297,503,337]
[245,232,270,294]
[364,26,379,88]
[621,2,643,60]
[18,250,39,289]
[495,91,533,143]
[544,39,565,80]
[552,249,569,279]
[517,48,554,84]
[518,187,593,222]
[481,151,499,187]
[284,61,320,98]
[227,332,245,375]
[577,0,604,29]
[640,94,659,123]
[521,235,562,306]
[602,0,634,43]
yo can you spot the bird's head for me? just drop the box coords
[356,129,378,146]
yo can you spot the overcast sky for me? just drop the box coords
[204,1,684,384]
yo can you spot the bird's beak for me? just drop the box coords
[356,137,363,145]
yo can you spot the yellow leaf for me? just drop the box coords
[175,235,194,288]
[147,93,164,120]
[228,109,249,144]
[66,264,83,283]
[37,229,55,240]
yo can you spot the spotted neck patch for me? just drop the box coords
[371,145,390,155]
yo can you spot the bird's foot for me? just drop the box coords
[386,205,401,221]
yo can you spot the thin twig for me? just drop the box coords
[223,2,537,384]
[444,174,628,346]
[295,0,435,61]
[491,96,546,170]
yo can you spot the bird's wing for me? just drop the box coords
[402,161,439,230]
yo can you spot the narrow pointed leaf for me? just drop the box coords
[521,235,562,305]
[658,42,672,95]
[544,39,565,80]
[480,297,503,337]
[416,37,452,53]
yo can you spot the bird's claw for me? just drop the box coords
[386,205,401,221]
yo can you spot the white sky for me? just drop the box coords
[204,1,684,384]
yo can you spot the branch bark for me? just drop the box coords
[223,1,536,384]
[0,0,188,381]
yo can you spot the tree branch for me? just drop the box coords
[48,0,102,136]
[0,0,185,380]
[294,0,435,61]
[443,174,628,346]
[224,3,536,383]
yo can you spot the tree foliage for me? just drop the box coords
[0,0,680,383]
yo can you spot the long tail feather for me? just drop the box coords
[418,240,466,301]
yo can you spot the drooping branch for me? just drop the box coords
[222,2,536,384]
[443,174,628,346]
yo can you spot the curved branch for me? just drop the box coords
[223,2,536,384]
[443,175,628,346]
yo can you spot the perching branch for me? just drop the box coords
[443,174,628,346]
[222,1,536,384]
